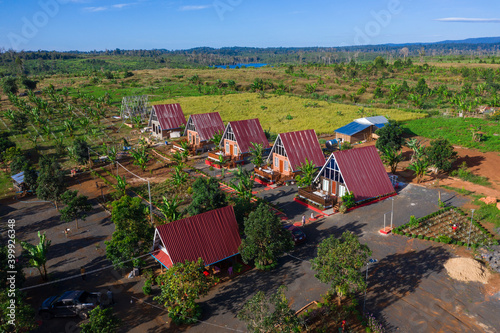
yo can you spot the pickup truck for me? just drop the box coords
[39,290,101,320]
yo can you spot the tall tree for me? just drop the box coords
[20,231,51,281]
[60,190,92,230]
[239,203,294,270]
[425,138,457,172]
[187,177,227,216]
[106,195,153,268]
[238,285,303,333]
[311,231,371,305]
[375,120,406,151]
[2,77,18,95]
[79,305,120,333]
[155,258,217,325]
[70,138,90,165]
[0,290,36,333]
[36,157,67,209]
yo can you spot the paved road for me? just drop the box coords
[187,184,500,333]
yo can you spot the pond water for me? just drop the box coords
[213,63,269,69]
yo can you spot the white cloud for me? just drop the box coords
[113,3,132,8]
[84,6,108,12]
[435,17,500,23]
[179,5,211,11]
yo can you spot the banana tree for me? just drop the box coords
[180,141,190,162]
[131,147,150,171]
[249,142,264,168]
[64,119,76,138]
[380,146,403,174]
[295,159,318,187]
[170,165,188,185]
[21,231,51,281]
[114,175,127,196]
[157,195,184,223]
[407,158,428,183]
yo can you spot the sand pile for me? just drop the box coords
[444,258,490,284]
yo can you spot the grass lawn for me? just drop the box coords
[0,171,14,200]
[154,93,426,135]
[403,116,500,152]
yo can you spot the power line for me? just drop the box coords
[19,252,152,291]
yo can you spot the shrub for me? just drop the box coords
[418,235,424,239]
[438,235,452,244]
[341,191,355,209]
[143,279,152,295]
[409,215,419,228]
[424,236,429,241]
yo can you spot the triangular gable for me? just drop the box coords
[314,154,347,190]
[267,134,288,162]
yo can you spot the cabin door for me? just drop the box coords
[279,160,284,173]
[229,144,234,156]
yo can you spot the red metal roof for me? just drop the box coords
[153,103,187,130]
[279,129,325,171]
[190,112,225,142]
[151,249,173,269]
[229,118,269,153]
[155,206,241,266]
[333,146,395,202]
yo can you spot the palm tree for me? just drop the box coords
[295,159,318,187]
[406,138,425,162]
[21,231,51,281]
[380,146,403,174]
[249,142,264,168]
[157,195,183,222]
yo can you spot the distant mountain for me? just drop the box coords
[434,36,500,44]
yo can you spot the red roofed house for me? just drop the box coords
[148,103,187,140]
[254,129,325,184]
[219,118,269,161]
[183,112,224,151]
[297,146,395,209]
[151,205,241,269]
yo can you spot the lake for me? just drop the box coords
[213,63,269,69]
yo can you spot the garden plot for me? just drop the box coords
[393,207,499,248]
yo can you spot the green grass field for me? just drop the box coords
[403,117,500,152]
[154,93,426,135]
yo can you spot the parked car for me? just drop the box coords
[283,225,306,244]
[39,290,101,320]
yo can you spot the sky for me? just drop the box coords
[0,0,499,51]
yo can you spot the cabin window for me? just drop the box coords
[226,142,229,154]
[338,185,346,197]
[322,179,329,192]
[274,157,278,167]
[188,132,192,141]
[284,160,289,171]
[233,145,238,156]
